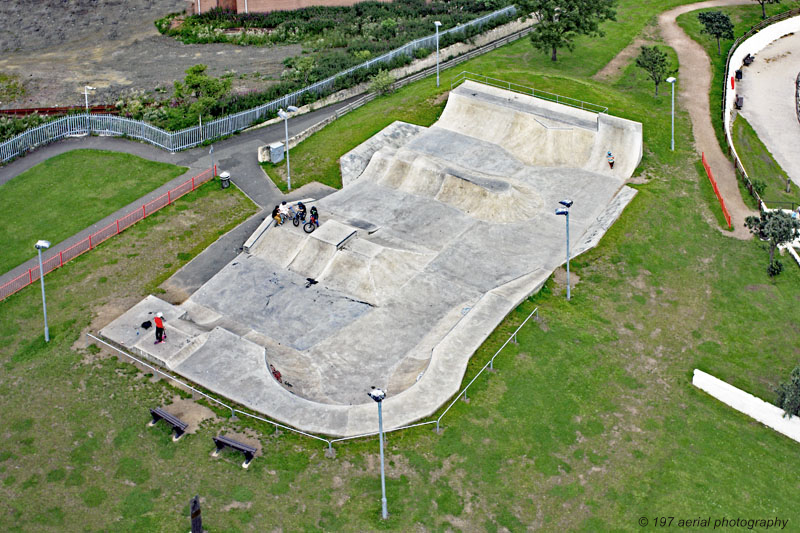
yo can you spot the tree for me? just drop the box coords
[369,69,396,95]
[173,64,231,101]
[776,366,800,418]
[698,11,734,55]
[744,210,800,276]
[754,0,780,19]
[517,0,616,62]
[635,45,672,96]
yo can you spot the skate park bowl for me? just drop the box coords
[101,80,642,437]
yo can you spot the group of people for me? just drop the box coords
[272,201,318,227]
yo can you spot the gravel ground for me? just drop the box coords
[0,0,300,108]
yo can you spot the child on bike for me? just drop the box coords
[309,206,319,228]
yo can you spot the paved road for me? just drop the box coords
[0,96,356,294]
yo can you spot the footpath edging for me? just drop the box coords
[0,167,216,302]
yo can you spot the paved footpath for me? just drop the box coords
[0,96,358,294]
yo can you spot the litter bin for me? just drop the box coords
[219,171,231,189]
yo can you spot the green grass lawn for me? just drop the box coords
[4,2,800,531]
[0,149,187,274]
[732,114,800,208]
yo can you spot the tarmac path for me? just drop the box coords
[659,0,756,239]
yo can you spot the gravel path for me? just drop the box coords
[0,0,299,108]
[659,0,756,239]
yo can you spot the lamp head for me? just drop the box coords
[367,387,386,403]
[85,86,96,91]
[555,208,569,216]
[277,109,288,119]
[666,77,676,84]
[558,199,573,208]
[434,20,442,27]
[35,240,51,250]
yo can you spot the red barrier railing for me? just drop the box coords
[702,152,732,229]
[0,166,217,302]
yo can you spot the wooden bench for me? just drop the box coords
[212,435,256,468]
[735,95,744,110]
[148,407,188,441]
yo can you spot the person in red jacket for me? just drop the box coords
[154,312,166,344]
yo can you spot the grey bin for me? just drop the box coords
[219,171,231,189]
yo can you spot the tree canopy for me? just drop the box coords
[744,210,800,276]
[776,366,800,418]
[635,45,672,96]
[698,11,734,55]
[517,0,617,62]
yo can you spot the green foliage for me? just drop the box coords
[776,366,800,416]
[414,46,432,59]
[751,178,767,196]
[0,113,48,144]
[698,11,734,54]
[519,0,617,61]
[368,69,396,95]
[744,210,800,275]
[635,45,673,96]
[0,72,25,102]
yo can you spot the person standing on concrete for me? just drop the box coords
[607,151,615,169]
[154,312,166,344]
[272,205,282,226]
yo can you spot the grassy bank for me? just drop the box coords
[0,150,187,273]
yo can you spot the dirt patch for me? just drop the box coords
[552,267,580,293]
[162,396,219,434]
[222,501,253,512]
[0,0,300,108]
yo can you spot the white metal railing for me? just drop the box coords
[0,6,516,164]
[87,305,539,453]
[451,71,609,114]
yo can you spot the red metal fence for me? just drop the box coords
[701,152,732,229]
[0,105,119,117]
[0,167,216,302]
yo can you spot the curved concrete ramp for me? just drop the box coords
[103,80,642,437]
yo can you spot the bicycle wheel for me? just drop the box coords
[303,221,316,233]
[293,215,300,227]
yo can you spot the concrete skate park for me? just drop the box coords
[101,80,642,437]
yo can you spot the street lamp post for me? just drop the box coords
[278,106,299,191]
[434,21,442,88]
[666,76,676,151]
[35,240,51,342]
[368,387,388,520]
[555,200,573,301]
[84,85,96,114]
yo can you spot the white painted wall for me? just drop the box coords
[692,369,800,443]
[724,15,800,200]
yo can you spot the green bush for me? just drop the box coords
[414,46,432,59]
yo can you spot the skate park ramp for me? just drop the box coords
[101,80,642,437]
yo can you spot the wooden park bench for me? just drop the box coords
[148,407,188,441]
[212,435,256,468]
[735,95,744,110]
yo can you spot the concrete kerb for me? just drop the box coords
[89,304,540,453]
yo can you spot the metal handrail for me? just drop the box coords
[88,304,540,454]
[451,71,609,114]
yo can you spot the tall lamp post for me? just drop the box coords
[368,387,388,520]
[666,76,676,151]
[555,200,573,301]
[278,106,300,191]
[434,21,442,88]
[84,85,96,114]
[35,240,51,342]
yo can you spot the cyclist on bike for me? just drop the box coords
[309,206,319,227]
[295,202,307,221]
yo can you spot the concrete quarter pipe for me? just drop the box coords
[101,80,642,437]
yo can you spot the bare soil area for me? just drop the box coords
[0,0,300,108]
